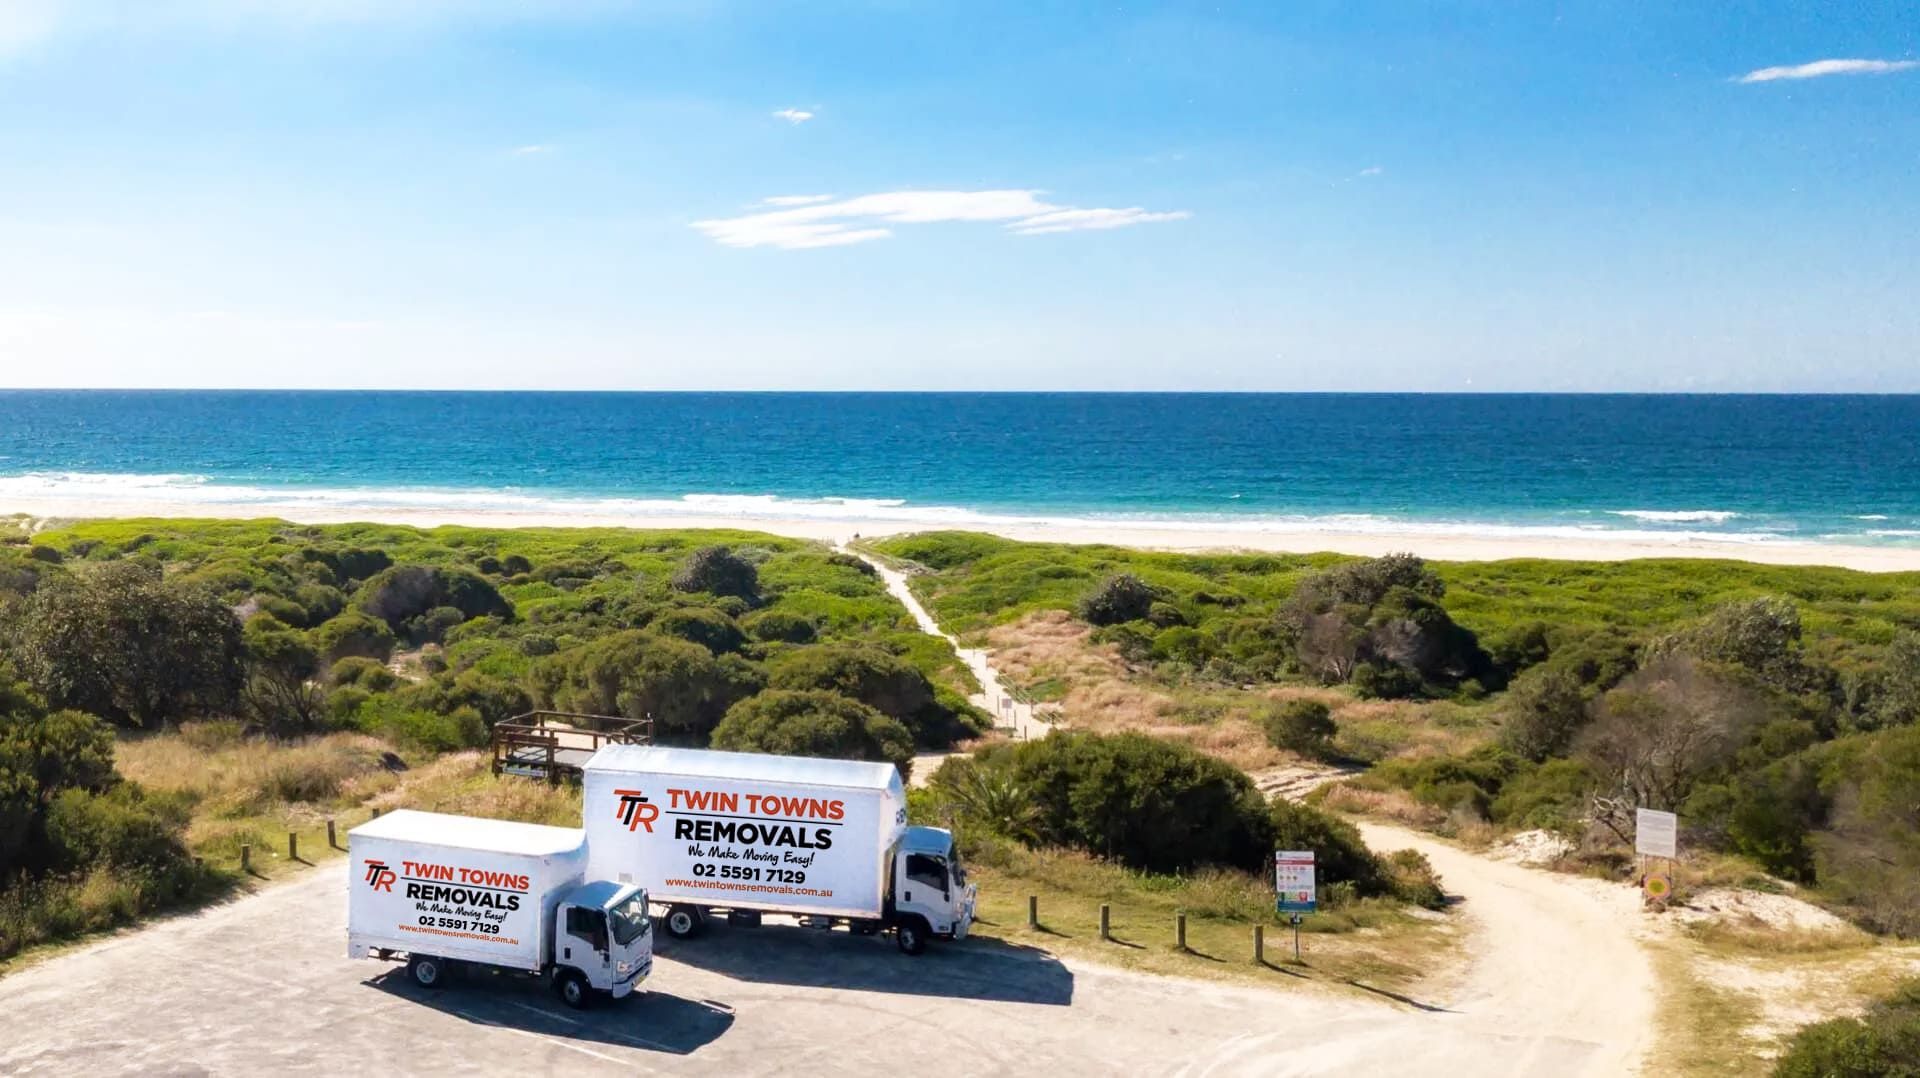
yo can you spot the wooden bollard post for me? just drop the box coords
[1253,925,1264,963]
[327,819,337,849]
[240,843,251,873]
[289,832,298,860]
[1176,913,1188,952]
[1099,904,1111,940]
[1027,895,1038,928]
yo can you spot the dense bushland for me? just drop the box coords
[0,669,217,961]
[0,520,985,757]
[0,518,991,956]
[875,531,1920,933]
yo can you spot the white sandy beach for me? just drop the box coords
[9,496,1920,572]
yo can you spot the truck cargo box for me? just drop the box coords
[348,810,588,972]
[583,746,907,920]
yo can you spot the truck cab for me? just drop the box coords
[888,826,976,955]
[550,881,654,1008]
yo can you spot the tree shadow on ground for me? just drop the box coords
[661,919,1074,1006]
[365,967,735,1056]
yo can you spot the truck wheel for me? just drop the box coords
[665,905,704,940]
[407,954,446,989]
[554,970,592,1011]
[895,919,929,956]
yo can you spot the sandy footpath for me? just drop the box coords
[8,496,1920,571]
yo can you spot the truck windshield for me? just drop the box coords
[949,851,968,888]
[609,892,650,946]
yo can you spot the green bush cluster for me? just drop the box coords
[1774,978,1920,1077]
[926,731,1442,909]
[0,669,212,961]
[0,522,986,766]
[711,689,914,775]
[1261,699,1339,759]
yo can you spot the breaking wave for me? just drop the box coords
[0,471,1914,547]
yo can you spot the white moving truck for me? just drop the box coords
[347,809,653,1008]
[582,745,976,955]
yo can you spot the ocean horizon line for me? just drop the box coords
[5,387,1920,398]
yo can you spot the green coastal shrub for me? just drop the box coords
[329,656,398,691]
[653,607,746,654]
[358,565,511,630]
[968,731,1270,874]
[1077,573,1158,627]
[1261,699,1338,759]
[314,612,396,664]
[1499,666,1590,762]
[9,562,245,730]
[0,671,210,961]
[768,644,931,732]
[744,609,817,644]
[1774,978,1920,1078]
[1490,758,1597,831]
[533,631,759,742]
[670,546,759,601]
[711,689,914,775]
[350,697,486,752]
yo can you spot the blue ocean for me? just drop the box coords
[1,391,1918,547]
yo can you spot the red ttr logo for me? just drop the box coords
[614,789,659,833]
[363,860,397,892]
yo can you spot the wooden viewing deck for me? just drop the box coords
[490,710,651,784]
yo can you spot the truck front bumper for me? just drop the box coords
[610,955,652,998]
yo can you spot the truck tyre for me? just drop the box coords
[554,969,592,1011]
[407,954,446,989]
[665,905,704,939]
[895,918,929,956]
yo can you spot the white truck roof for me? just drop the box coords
[349,809,584,857]
[585,744,901,792]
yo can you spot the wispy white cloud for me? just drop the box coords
[761,194,834,206]
[511,144,552,155]
[772,107,815,124]
[1006,207,1192,235]
[1357,166,1384,177]
[692,189,1190,250]
[1737,58,1919,83]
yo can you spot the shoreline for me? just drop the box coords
[9,497,1920,572]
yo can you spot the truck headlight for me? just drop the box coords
[617,960,632,974]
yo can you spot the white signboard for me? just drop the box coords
[1635,808,1678,859]
[1275,850,1316,912]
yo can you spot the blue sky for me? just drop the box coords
[1,1,1915,391]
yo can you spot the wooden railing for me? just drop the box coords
[490,710,652,784]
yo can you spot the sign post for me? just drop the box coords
[1275,850,1317,961]
[1634,808,1679,908]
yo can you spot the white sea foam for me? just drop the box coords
[1606,509,1743,524]
[0,471,1904,548]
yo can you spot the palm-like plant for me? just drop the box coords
[945,766,1041,843]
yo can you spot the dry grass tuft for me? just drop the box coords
[977,610,1498,776]
[118,728,392,812]
[371,752,583,827]
[1313,782,1449,829]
